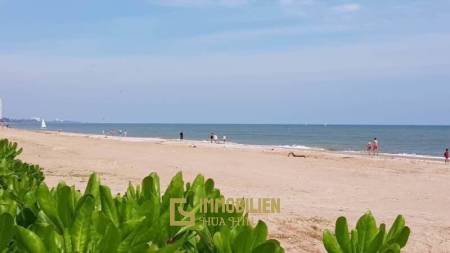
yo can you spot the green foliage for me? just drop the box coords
[323,212,410,253]
[0,213,15,250]
[0,139,44,228]
[0,139,284,252]
[213,221,284,253]
[0,139,23,160]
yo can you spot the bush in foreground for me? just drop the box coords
[323,212,410,253]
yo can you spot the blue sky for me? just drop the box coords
[1,0,449,124]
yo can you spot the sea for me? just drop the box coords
[8,122,450,159]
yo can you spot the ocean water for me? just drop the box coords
[9,122,450,158]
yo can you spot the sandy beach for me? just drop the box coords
[1,127,449,252]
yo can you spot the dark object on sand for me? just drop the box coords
[288,152,306,158]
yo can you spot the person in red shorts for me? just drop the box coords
[445,148,449,164]
[372,137,379,155]
[366,141,372,155]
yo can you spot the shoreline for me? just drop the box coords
[8,122,448,161]
[30,127,446,163]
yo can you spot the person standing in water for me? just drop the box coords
[445,148,449,164]
[210,133,214,143]
[372,138,379,155]
[222,135,227,143]
[179,132,184,140]
[366,141,373,155]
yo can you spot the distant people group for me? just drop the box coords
[177,131,228,144]
[102,129,127,137]
[366,137,380,155]
[209,133,227,144]
[365,139,449,164]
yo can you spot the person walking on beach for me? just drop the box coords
[210,133,214,143]
[222,135,227,144]
[445,148,449,164]
[372,138,379,155]
[213,134,218,143]
[179,131,184,140]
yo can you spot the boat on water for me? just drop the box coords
[41,119,47,129]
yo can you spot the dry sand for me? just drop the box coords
[1,127,450,252]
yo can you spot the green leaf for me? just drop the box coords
[386,215,410,249]
[366,224,385,253]
[335,217,351,253]
[37,184,64,234]
[380,243,401,253]
[213,231,232,253]
[100,185,119,226]
[190,174,206,207]
[57,185,75,227]
[98,224,120,253]
[396,226,410,248]
[350,230,358,253]
[252,240,282,253]
[253,220,268,248]
[0,213,14,250]
[63,228,73,253]
[142,172,160,202]
[323,230,343,253]
[232,226,255,253]
[161,172,184,212]
[386,215,405,242]
[84,173,101,208]
[15,226,47,253]
[70,195,95,253]
[356,212,378,252]
[45,230,65,253]
[205,179,215,195]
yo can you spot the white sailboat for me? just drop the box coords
[41,119,47,129]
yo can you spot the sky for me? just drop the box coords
[0,0,449,124]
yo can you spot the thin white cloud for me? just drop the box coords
[183,24,354,44]
[333,3,361,13]
[278,1,362,16]
[148,0,250,7]
[279,0,315,6]
[277,0,328,17]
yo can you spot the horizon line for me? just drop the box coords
[6,119,450,127]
